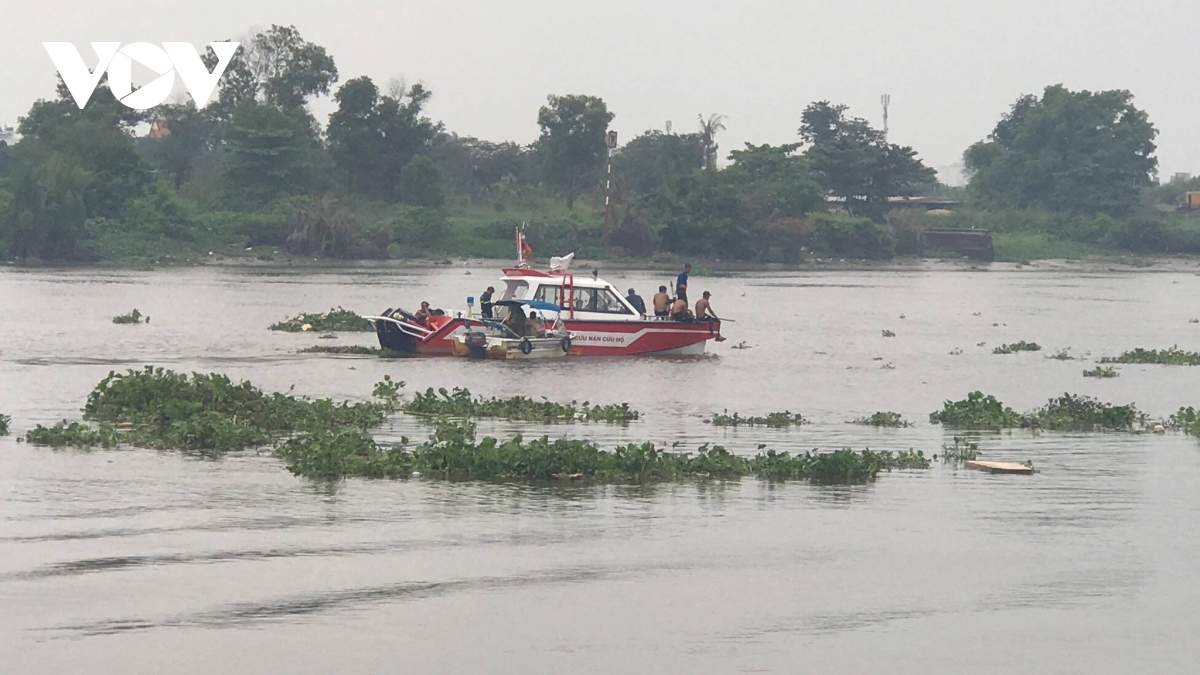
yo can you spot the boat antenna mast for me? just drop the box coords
[603,130,618,241]
[516,223,531,268]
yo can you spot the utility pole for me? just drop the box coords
[881,94,891,141]
[603,130,618,240]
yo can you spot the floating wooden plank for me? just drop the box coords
[965,460,1034,475]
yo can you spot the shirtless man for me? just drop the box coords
[695,291,719,320]
[652,286,671,319]
[670,297,691,321]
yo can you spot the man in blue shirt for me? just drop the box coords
[625,288,646,316]
[675,263,691,303]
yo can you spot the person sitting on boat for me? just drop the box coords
[652,286,671,319]
[527,311,545,337]
[670,297,693,322]
[414,301,432,325]
[503,305,527,337]
[480,286,495,319]
[626,288,646,316]
[695,291,719,321]
[675,263,692,303]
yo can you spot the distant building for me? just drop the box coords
[0,124,16,146]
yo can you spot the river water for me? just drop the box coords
[2,261,1199,674]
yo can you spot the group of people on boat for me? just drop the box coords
[633,264,720,323]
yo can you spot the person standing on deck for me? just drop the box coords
[480,286,495,318]
[675,263,692,303]
[652,286,671,318]
[626,288,646,316]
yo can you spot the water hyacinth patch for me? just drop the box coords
[1083,366,1119,378]
[930,392,1025,429]
[0,413,10,436]
[112,309,146,324]
[404,387,639,423]
[1099,347,1200,366]
[23,367,404,455]
[26,421,122,448]
[269,307,374,332]
[993,341,1042,354]
[850,412,909,427]
[275,419,931,484]
[940,436,980,463]
[1167,407,1200,435]
[710,411,805,428]
[1026,394,1141,431]
[298,345,410,357]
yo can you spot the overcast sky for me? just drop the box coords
[4,0,1197,181]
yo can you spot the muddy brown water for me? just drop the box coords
[2,262,1199,674]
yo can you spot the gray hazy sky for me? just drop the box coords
[5,0,1197,179]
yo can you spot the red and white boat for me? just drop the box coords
[366,238,723,357]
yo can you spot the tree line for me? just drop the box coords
[0,24,1192,263]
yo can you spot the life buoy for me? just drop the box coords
[561,336,572,353]
[519,339,533,355]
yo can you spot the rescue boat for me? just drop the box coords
[365,232,724,356]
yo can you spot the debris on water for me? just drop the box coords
[964,460,1034,475]
[882,329,896,337]
[949,348,963,355]
[112,309,146,324]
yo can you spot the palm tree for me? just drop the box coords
[698,113,727,172]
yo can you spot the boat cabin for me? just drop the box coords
[495,268,642,321]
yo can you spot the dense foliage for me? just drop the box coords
[0,28,1190,264]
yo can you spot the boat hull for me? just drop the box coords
[451,334,572,360]
[374,315,720,356]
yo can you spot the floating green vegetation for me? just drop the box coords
[931,391,1140,431]
[298,345,409,357]
[940,436,981,463]
[269,307,374,332]
[993,341,1042,354]
[1099,346,1200,366]
[404,387,639,423]
[850,411,909,428]
[1083,366,1119,378]
[930,392,1025,429]
[276,419,930,484]
[1167,407,1200,434]
[23,367,404,454]
[0,413,10,436]
[26,421,121,448]
[882,329,896,338]
[1027,394,1141,431]
[112,309,146,324]
[1046,348,1075,361]
[710,410,805,428]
